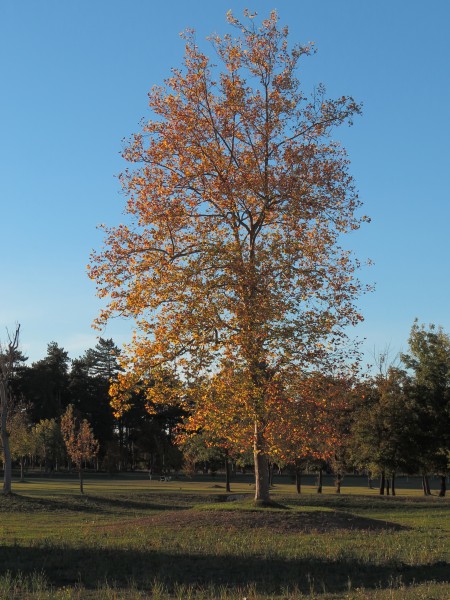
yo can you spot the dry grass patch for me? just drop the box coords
[99,506,406,535]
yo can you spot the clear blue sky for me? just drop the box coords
[1,0,449,366]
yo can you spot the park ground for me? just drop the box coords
[0,473,448,599]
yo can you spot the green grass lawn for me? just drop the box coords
[0,473,448,599]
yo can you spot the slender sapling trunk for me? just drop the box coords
[295,467,301,494]
[0,386,12,494]
[317,468,323,494]
[225,455,231,493]
[268,461,274,487]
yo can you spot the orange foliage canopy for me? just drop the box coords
[178,368,353,468]
[266,373,354,466]
[89,10,367,500]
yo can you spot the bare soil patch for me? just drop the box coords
[100,507,405,534]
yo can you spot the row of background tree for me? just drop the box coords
[4,322,450,496]
[8,338,183,476]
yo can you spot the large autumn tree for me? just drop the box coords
[89,10,367,502]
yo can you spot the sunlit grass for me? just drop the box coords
[10,472,442,498]
[0,474,448,598]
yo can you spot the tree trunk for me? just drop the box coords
[0,327,20,495]
[425,474,431,495]
[20,458,24,483]
[379,470,385,495]
[225,455,231,493]
[295,467,301,494]
[391,472,396,496]
[0,383,12,494]
[438,475,446,497]
[253,423,270,503]
[335,472,342,494]
[386,476,390,496]
[118,418,124,471]
[317,468,323,493]
[79,468,84,495]
[268,461,274,487]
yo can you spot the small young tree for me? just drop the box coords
[9,407,34,482]
[61,405,99,494]
[32,418,65,473]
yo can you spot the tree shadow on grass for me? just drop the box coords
[0,546,447,594]
[80,494,192,513]
[283,494,450,512]
[0,494,189,515]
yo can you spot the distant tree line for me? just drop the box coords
[1,322,449,496]
[2,338,184,484]
[350,321,450,497]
